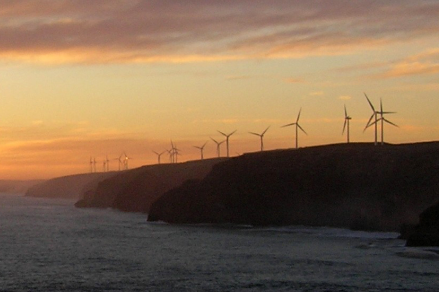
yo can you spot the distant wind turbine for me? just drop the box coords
[89,157,94,173]
[105,155,110,172]
[170,141,181,163]
[152,150,166,164]
[364,93,379,145]
[210,137,225,158]
[282,108,307,149]
[249,126,270,151]
[342,105,352,143]
[193,141,208,160]
[367,98,398,145]
[93,158,97,173]
[218,130,236,157]
[123,152,132,170]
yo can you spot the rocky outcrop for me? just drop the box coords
[406,202,439,246]
[26,172,117,199]
[148,142,439,231]
[75,158,227,213]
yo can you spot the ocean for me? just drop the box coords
[1,192,438,292]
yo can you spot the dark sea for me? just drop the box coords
[1,193,439,292]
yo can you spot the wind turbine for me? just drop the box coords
[105,155,110,172]
[89,157,94,173]
[152,150,166,164]
[122,152,131,170]
[218,130,236,157]
[210,137,225,158]
[364,93,379,145]
[342,105,352,143]
[193,141,208,160]
[249,126,270,151]
[282,108,307,149]
[170,141,181,163]
[367,98,398,145]
[93,158,97,173]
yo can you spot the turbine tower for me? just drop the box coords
[249,126,270,151]
[218,130,236,158]
[342,105,352,143]
[210,137,225,158]
[282,108,307,149]
[193,141,208,160]
[364,93,379,145]
[367,98,398,145]
[152,150,166,164]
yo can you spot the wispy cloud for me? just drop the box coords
[1,1,438,64]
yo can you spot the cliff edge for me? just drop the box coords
[75,158,227,213]
[147,142,439,232]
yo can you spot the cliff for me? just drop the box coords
[0,180,42,194]
[75,158,227,213]
[406,202,439,246]
[147,142,439,232]
[26,172,117,199]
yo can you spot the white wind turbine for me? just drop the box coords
[282,108,307,149]
[249,126,270,151]
[210,137,225,158]
[367,98,398,145]
[342,105,352,143]
[193,141,208,160]
[364,93,379,145]
[152,150,166,164]
[218,130,236,158]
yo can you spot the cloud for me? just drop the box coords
[309,91,324,96]
[381,49,439,78]
[0,1,438,64]
[338,95,352,100]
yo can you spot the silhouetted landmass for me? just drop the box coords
[75,158,228,212]
[147,142,439,233]
[0,180,42,194]
[406,202,439,247]
[26,172,117,199]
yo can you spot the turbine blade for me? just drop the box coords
[281,122,296,128]
[228,130,237,137]
[383,118,398,127]
[296,108,302,123]
[342,120,347,135]
[381,111,396,114]
[344,104,348,118]
[380,98,383,113]
[262,126,270,135]
[297,124,307,135]
[249,132,260,136]
[217,130,227,136]
[365,113,375,128]
[364,93,375,111]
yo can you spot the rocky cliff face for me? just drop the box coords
[406,202,439,246]
[75,158,227,213]
[147,142,439,232]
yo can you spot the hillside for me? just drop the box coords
[75,158,228,213]
[147,142,439,232]
[0,180,42,194]
[26,172,118,199]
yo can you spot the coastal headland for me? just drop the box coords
[25,142,439,245]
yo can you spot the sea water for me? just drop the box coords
[1,192,438,292]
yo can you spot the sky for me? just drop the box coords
[1,0,439,180]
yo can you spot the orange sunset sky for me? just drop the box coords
[1,0,439,180]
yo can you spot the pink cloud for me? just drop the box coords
[0,1,438,64]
